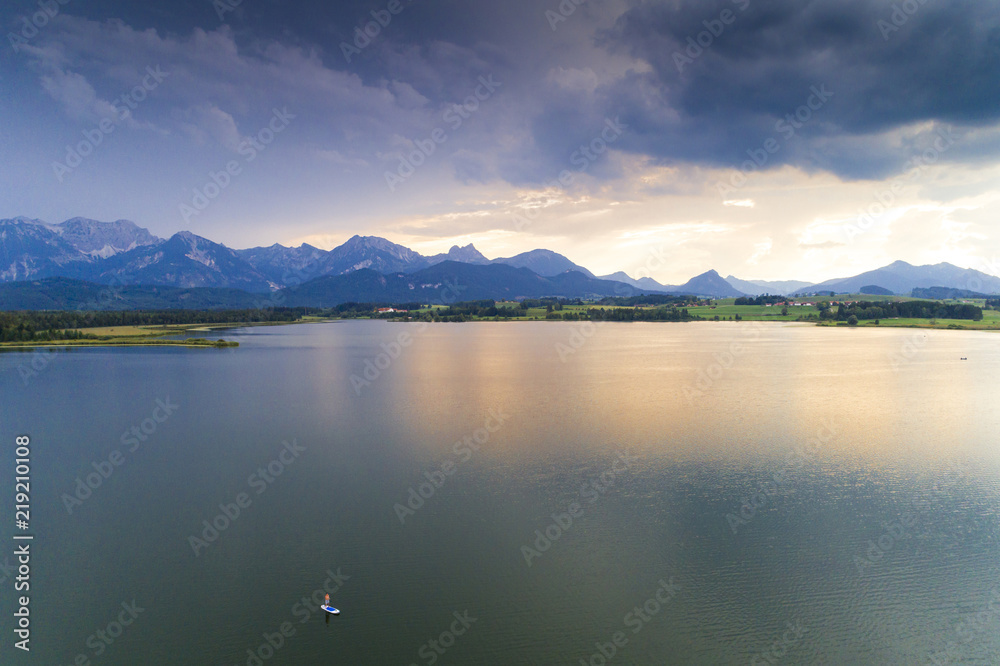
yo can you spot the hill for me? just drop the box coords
[911,286,992,300]
[0,277,261,310]
[83,232,273,292]
[808,261,1000,295]
[673,270,746,298]
[283,262,640,307]
[725,275,812,296]
[493,249,595,278]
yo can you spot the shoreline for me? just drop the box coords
[389,316,998,332]
[2,314,995,351]
[0,338,239,350]
[0,318,343,350]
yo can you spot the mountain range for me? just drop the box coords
[808,260,1000,295]
[2,217,999,310]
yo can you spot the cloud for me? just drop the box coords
[14,1,1000,190]
[3,0,999,283]
[23,41,129,125]
[178,104,244,151]
[799,241,846,250]
[314,149,370,168]
[19,17,450,150]
[40,67,105,119]
[748,237,773,264]
[577,0,1000,179]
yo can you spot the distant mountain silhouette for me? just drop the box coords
[426,244,492,267]
[673,270,747,298]
[83,231,273,292]
[724,275,812,296]
[283,262,639,307]
[806,260,1000,295]
[493,249,595,278]
[3,217,999,307]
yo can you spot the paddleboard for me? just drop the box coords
[321,605,340,615]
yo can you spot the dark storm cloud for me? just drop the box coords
[608,0,1000,128]
[579,0,1000,178]
[4,0,999,199]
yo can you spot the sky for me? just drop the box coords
[2,0,999,284]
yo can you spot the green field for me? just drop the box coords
[689,303,816,321]
[818,311,1000,331]
[413,303,650,320]
[406,295,999,331]
[68,325,173,336]
[692,296,1000,329]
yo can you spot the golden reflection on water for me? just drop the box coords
[382,321,998,472]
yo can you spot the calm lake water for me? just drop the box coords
[2,321,999,665]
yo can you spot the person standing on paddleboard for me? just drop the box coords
[324,593,330,608]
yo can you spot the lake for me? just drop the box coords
[2,320,998,664]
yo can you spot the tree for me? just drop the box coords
[847,315,859,326]
[781,306,789,316]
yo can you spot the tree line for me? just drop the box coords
[398,300,702,323]
[430,301,528,320]
[0,319,95,343]
[597,295,698,307]
[734,294,786,306]
[0,307,320,333]
[823,300,983,322]
[573,307,698,322]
